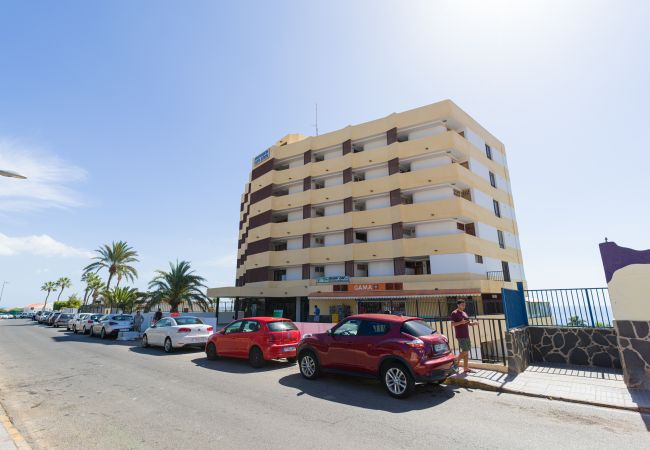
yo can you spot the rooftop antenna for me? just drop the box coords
[313,103,319,136]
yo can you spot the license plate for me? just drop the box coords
[193,337,206,343]
[434,343,449,353]
[283,346,296,352]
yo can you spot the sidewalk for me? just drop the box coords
[0,403,29,450]
[447,363,650,413]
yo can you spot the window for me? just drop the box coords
[332,319,361,336]
[355,232,367,242]
[497,230,505,249]
[242,320,260,333]
[358,321,390,336]
[475,255,484,264]
[502,261,511,282]
[224,321,243,334]
[485,144,493,160]
[353,172,365,182]
[401,320,435,336]
[457,222,465,231]
[174,317,204,325]
[314,266,325,275]
[489,171,496,188]
[267,321,299,332]
[273,269,286,281]
[314,154,325,162]
[157,319,172,328]
[493,200,501,218]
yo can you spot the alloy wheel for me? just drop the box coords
[385,367,408,396]
[300,355,316,377]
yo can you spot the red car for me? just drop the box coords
[297,314,456,398]
[205,317,301,368]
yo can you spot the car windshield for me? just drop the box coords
[401,320,436,337]
[174,317,204,325]
[60,314,73,319]
[267,321,298,332]
[90,315,102,320]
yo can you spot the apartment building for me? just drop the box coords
[208,100,525,322]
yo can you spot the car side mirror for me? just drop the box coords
[219,329,226,334]
[151,324,156,328]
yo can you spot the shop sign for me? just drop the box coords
[272,309,283,318]
[254,148,270,165]
[351,283,387,291]
[317,276,350,284]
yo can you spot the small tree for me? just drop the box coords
[103,287,139,313]
[40,281,57,311]
[567,315,587,327]
[55,277,72,302]
[144,260,210,313]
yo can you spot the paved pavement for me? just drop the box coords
[0,320,649,450]
[449,364,650,412]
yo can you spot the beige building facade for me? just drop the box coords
[209,100,525,322]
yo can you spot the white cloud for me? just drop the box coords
[0,233,93,258]
[0,137,87,212]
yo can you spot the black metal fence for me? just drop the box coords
[524,288,612,328]
[426,317,507,365]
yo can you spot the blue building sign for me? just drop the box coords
[254,148,270,165]
[317,276,350,284]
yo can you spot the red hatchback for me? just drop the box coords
[297,314,456,398]
[205,317,301,368]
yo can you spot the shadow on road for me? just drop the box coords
[191,356,295,374]
[50,329,134,346]
[278,372,457,413]
[129,346,205,356]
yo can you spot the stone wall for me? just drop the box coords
[615,320,650,389]
[528,326,621,369]
[505,326,530,374]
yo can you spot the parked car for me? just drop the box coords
[90,314,133,339]
[37,311,50,323]
[142,315,213,353]
[18,313,31,319]
[47,312,62,326]
[54,313,74,328]
[205,317,301,368]
[296,314,456,399]
[77,314,104,335]
[69,313,90,332]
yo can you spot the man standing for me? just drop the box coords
[153,308,163,325]
[313,305,320,322]
[133,310,144,334]
[450,299,478,374]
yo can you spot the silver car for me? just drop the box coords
[54,313,74,328]
[90,314,133,339]
[69,313,91,332]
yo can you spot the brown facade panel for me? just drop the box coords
[303,204,311,219]
[250,184,273,204]
[303,176,312,192]
[393,257,405,276]
[391,222,403,240]
[302,263,311,280]
[344,228,353,244]
[246,266,270,283]
[247,237,271,256]
[304,149,312,165]
[248,210,272,229]
[388,157,400,175]
[386,127,397,145]
[302,233,311,249]
[342,139,352,155]
[343,167,352,184]
[344,197,353,213]
[345,260,354,277]
[251,158,274,180]
[389,189,402,206]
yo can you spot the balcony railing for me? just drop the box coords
[486,271,504,281]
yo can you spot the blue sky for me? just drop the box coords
[1,0,649,308]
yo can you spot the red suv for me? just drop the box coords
[297,314,456,398]
[206,317,301,368]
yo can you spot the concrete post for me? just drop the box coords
[295,297,301,322]
[599,241,650,389]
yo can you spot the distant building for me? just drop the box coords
[209,100,526,322]
[23,303,46,313]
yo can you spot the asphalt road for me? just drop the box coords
[0,320,648,450]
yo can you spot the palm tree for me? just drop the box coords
[81,272,103,306]
[84,241,139,290]
[87,276,105,306]
[103,286,140,313]
[40,281,57,312]
[55,277,72,302]
[144,260,210,313]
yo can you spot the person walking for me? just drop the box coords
[313,305,320,322]
[450,299,478,374]
[153,308,163,325]
[133,310,144,334]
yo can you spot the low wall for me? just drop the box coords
[505,327,530,374]
[615,320,650,389]
[528,326,621,369]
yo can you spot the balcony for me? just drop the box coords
[486,271,504,281]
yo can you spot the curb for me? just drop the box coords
[445,377,650,414]
[0,404,31,450]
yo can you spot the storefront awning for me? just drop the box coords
[308,289,481,301]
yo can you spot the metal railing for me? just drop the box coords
[426,317,507,365]
[486,271,504,281]
[524,288,612,328]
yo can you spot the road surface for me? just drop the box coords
[0,320,648,449]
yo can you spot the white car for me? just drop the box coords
[69,313,91,332]
[142,316,213,353]
[77,313,104,335]
[90,314,133,339]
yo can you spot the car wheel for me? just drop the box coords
[381,362,415,399]
[248,346,265,368]
[286,357,297,364]
[142,334,149,348]
[164,337,173,353]
[298,351,320,380]
[206,342,218,360]
[100,328,106,339]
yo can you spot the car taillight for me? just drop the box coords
[267,334,276,344]
[87,320,93,324]
[108,321,118,325]
[177,327,191,333]
[206,327,213,332]
[404,338,425,348]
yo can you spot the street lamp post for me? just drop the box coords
[0,281,8,307]
[0,170,27,179]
